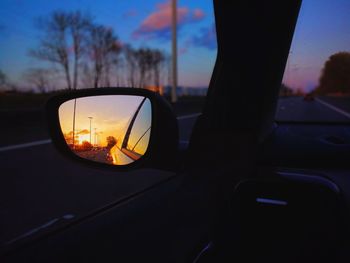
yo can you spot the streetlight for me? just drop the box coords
[171,0,178,103]
[72,99,77,149]
[88,117,93,144]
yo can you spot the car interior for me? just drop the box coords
[1,0,350,262]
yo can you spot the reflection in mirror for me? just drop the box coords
[59,95,152,165]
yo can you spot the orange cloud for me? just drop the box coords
[132,1,205,40]
[192,23,217,50]
[193,9,205,20]
[77,129,90,135]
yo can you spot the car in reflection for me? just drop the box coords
[303,93,315,101]
[110,97,152,165]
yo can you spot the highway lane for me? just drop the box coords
[0,114,198,247]
[276,97,350,122]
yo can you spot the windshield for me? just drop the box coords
[277,0,350,123]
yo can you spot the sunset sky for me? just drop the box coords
[59,95,151,149]
[1,0,350,91]
[284,0,350,92]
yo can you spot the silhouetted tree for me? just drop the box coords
[124,45,138,87]
[145,48,154,86]
[28,10,168,92]
[106,136,117,148]
[316,52,350,95]
[135,48,149,88]
[108,41,123,87]
[30,12,71,89]
[81,141,93,151]
[132,47,165,88]
[30,11,91,90]
[113,55,125,86]
[0,69,7,90]
[81,64,94,89]
[89,25,120,88]
[151,49,165,88]
[0,70,18,91]
[23,68,53,93]
[69,11,91,90]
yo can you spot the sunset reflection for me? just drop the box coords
[59,95,152,165]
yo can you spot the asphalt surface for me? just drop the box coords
[0,114,198,247]
[276,97,350,122]
[1,96,350,248]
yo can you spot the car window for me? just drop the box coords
[0,0,217,145]
[277,0,350,123]
[0,1,217,246]
[126,98,152,155]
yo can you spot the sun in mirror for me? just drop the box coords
[59,95,152,165]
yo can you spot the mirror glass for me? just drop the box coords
[59,95,152,165]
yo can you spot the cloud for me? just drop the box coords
[77,129,90,135]
[178,24,216,54]
[179,39,192,55]
[132,1,205,40]
[192,23,217,50]
[193,9,205,20]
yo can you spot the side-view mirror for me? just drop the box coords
[46,88,179,171]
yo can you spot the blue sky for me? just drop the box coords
[0,0,216,88]
[284,0,350,92]
[0,0,350,91]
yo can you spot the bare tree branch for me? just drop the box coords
[29,11,92,90]
[29,11,71,89]
[88,25,120,88]
[69,11,92,90]
[23,68,54,93]
[123,45,138,87]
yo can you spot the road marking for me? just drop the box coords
[0,113,200,153]
[316,98,350,119]
[193,242,213,263]
[177,113,201,120]
[0,139,52,153]
[256,198,288,206]
[6,214,75,245]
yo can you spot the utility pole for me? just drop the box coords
[171,0,178,103]
[72,99,77,149]
[88,117,93,144]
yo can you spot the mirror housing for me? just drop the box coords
[46,88,179,171]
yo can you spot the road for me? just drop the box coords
[276,97,350,122]
[0,113,199,247]
[1,96,350,247]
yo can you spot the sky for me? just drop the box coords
[283,0,350,92]
[0,0,216,88]
[0,0,350,91]
[59,95,151,150]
